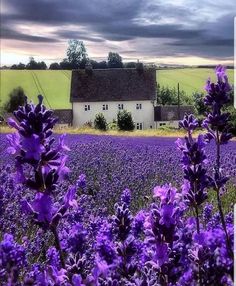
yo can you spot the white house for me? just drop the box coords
[70,68,157,129]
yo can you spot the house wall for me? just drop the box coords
[155,121,179,128]
[73,100,154,129]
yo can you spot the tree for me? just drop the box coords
[49,62,61,70]
[10,62,26,70]
[66,40,88,69]
[117,110,135,131]
[4,87,26,113]
[94,113,108,131]
[90,60,107,69]
[156,84,193,106]
[97,61,107,69]
[107,52,123,68]
[18,63,26,70]
[26,57,39,70]
[26,57,47,70]
[156,84,177,105]
[38,61,47,70]
[10,64,18,70]
[125,62,136,68]
[59,59,72,70]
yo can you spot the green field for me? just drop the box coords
[0,70,72,109]
[158,68,234,96]
[0,68,234,109]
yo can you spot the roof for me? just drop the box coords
[70,68,157,102]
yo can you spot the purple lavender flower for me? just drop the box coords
[179,114,199,132]
[120,188,131,206]
[0,234,26,284]
[77,174,86,189]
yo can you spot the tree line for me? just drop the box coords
[9,40,143,70]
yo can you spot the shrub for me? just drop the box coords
[4,87,26,113]
[193,92,208,115]
[94,113,108,131]
[117,110,135,131]
[227,106,236,135]
[108,119,117,130]
[156,84,193,106]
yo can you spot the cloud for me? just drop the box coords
[1,0,236,62]
[1,26,59,43]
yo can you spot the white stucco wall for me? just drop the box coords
[72,100,154,129]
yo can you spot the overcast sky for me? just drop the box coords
[1,0,235,66]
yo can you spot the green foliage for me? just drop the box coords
[117,110,135,131]
[26,57,47,70]
[229,107,236,135]
[90,60,107,69]
[94,113,108,131]
[193,92,208,115]
[108,119,117,130]
[10,63,26,70]
[156,84,193,106]
[107,52,123,68]
[66,40,88,69]
[4,87,26,113]
[59,59,72,70]
[125,62,137,68]
[49,63,61,70]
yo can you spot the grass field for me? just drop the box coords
[157,68,234,95]
[0,70,72,109]
[0,68,234,109]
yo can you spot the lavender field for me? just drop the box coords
[0,67,235,285]
[1,134,236,213]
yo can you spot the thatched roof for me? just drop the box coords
[70,68,157,102]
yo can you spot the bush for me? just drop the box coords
[156,84,194,106]
[117,110,135,131]
[4,87,26,113]
[193,92,208,115]
[108,119,117,130]
[226,106,236,136]
[94,113,108,131]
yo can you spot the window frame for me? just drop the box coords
[136,103,142,110]
[118,103,124,110]
[136,122,143,130]
[102,104,108,111]
[84,104,90,111]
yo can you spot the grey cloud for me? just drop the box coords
[1,26,59,43]
[1,0,235,60]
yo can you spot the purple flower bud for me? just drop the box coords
[179,114,199,132]
[77,174,86,189]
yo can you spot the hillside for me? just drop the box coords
[0,70,72,109]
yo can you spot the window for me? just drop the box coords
[136,103,142,110]
[136,123,143,130]
[102,104,108,110]
[118,103,124,110]
[85,104,90,111]
[160,123,166,126]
